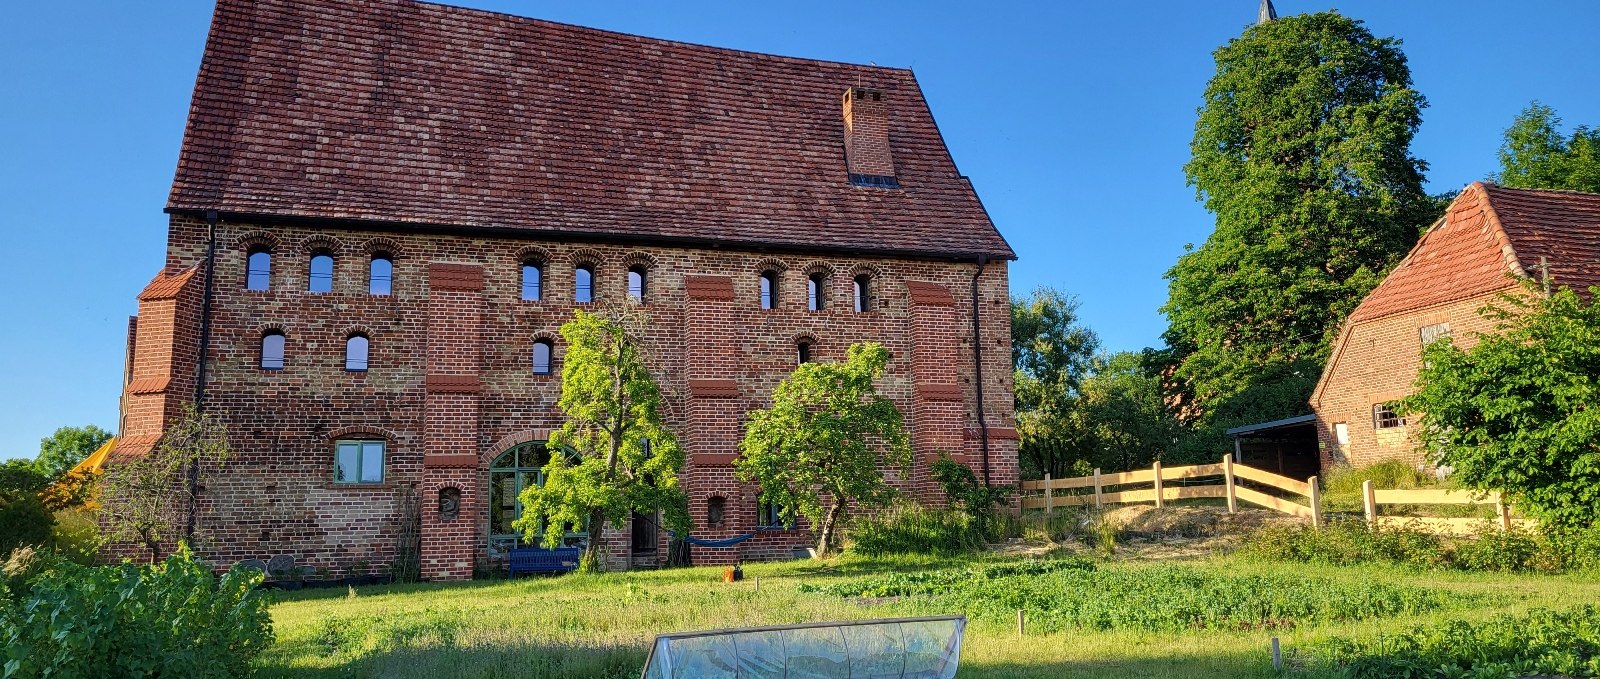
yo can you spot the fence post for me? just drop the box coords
[1362,480,1376,530]
[1222,454,1237,514]
[1043,473,1053,515]
[1152,460,1165,509]
[1093,468,1103,509]
[1496,495,1512,531]
[1308,476,1323,529]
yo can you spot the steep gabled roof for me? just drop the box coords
[1312,182,1600,406]
[166,0,1014,260]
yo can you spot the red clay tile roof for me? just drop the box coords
[167,0,1013,260]
[136,266,200,302]
[1346,183,1600,323]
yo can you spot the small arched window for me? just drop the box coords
[707,496,726,527]
[260,331,285,370]
[627,266,647,303]
[797,340,812,365]
[575,265,594,304]
[853,275,872,313]
[532,339,554,375]
[247,249,273,291]
[345,334,369,372]
[309,252,334,293]
[521,262,543,301]
[369,254,393,296]
[807,273,826,311]
[759,271,779,309]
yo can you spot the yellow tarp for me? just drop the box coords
[67,436,117,475]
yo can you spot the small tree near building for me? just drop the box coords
[515,307,689,572]
[100,405,230,563]
[35,424,113,480]
[1406,283,1600,529]
[735,342,911,557]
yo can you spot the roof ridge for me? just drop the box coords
[1473,181,1529,278]
[1483,183,1600,199]
[397,0,913,73]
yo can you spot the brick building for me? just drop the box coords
[113,0,1018,580]
[1311,182,1600,469]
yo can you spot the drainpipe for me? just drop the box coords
[185,210,220,543]
[970,255,991,486]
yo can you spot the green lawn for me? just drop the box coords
[258,550,1600,679]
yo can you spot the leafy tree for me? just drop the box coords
[1163,12,1436,442]
[0,459,50,499]
[735,343,912,556]
[1074,351,1188,469]
[515,307,688,571]
[1406,284,1600,529]
[1012,288,1100,479]
[930,452,1012,515]
[34,425,112,480]
[100,405,230,563]
[1497,102,1600,193]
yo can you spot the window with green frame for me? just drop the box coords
[334,440,385,484]
[488,441,587,555]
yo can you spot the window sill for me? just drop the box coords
[326,482,391,490]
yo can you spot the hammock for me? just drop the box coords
[670,525,783,548]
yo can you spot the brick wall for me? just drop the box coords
[1312,288,1518,469]
[118,214,1017,579]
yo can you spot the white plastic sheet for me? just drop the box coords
[641,615,965,679]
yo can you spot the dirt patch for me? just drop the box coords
[1104,505,1290,538]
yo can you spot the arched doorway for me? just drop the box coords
[487,441,588,556]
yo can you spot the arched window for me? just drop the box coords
[489,441,586,554]
[707,496,726,527]
[345,334,369,372]
[308,252,334,293]
[246,249,272,291]
[807,273,826,311]
[369,254,393,296]
[532,339,554,375]
[797,340,812,365]
[627,266,647,303]
[260,331,285,370]
[575,265,594,304]
[759,271,779,309]
[853,275,872,313]
[521,262,543,301]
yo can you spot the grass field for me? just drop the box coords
[256,542,1600,679]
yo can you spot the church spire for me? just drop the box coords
[1258,0,1278,24]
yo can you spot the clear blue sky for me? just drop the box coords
[1,1,1595,460]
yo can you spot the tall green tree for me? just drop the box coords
[1012,288,1100,479]
[1406,284,1600,529]
[1497,102,1600,193]
[35,425,112,480]
[1163,11,1436,442]
[1073,351,1187,471]
[515,307,688,571]
[735,343,911,556]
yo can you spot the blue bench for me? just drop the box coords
[507,547,581,576]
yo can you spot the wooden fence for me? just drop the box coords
[1019,457,1530,535]
[1019,456,1323,527]
[1361,481,1536,536]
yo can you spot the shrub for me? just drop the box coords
[930,452,1014,514]
[47,508,100,565]
[1246,519,1600,574]
[845,502,988,556]
[1316,605,1600,678]
[0,494,55,557]
[0,546,273,678]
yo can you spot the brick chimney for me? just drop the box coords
[843,87,898,187]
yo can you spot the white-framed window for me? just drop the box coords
[334,440,385,484]
[1372,403,1405,429]
[757,496,795,528]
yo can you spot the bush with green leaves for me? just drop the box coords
[845,502,988,557]
[1407,283,1600,529]
[0,546,273,678]
[1316,605,1600,678]
[1245,519,1600,574]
